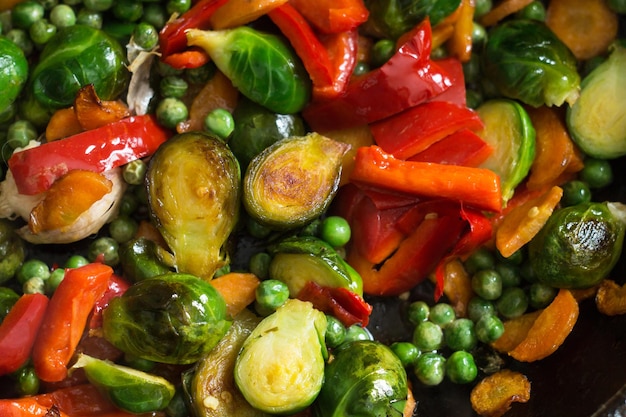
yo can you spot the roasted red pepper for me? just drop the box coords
[289,0,369,34]
[350,146,502,213]
[88,274,131,329]
[297,281,373,327]
[302,19,452,131]
[32,263,113,382]
[0,293,49,376]
[161,47,211,69]
[8,115,170,196]
[408,128,493,167]
[158,0,229,57]
[370,100,484,159]
[314,29,359,100]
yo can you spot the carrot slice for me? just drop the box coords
[491,310,541,353]
[546,0,619,60]
[431,23,455,50]
[210,272,261,318]
[209,0,289,29]
[446,0,475,62]
[479,0,534,27]
[596,279,626,316]
[508,288,579,362]
[495,185,563,258]
[432,258,473,317]
[45,107,83,142]
[74,84,130,131]
[470,369,531,417]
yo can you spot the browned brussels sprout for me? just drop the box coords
[243,133,349,230]
[146,132,241,280]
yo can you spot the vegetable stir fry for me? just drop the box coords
[0,0,625,416]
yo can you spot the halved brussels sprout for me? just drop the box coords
[234,299,327,415]
[146,131,241,280]
[313,340,408,417]
[268,235,363,297]
[529,202,626,289]
[71,353,175,414]
[567,45,626,159]
[477,99,536,203]
[189,309,268,417]
[102,273,232,365]
[243,133,349,230]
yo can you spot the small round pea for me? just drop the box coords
[83,0,113,12]
[248,252,271,281]
[474,0,493,18]
[352,61,369,76]
[29,18,56,45]
[325,315,347,348]
[88,236,120,266]
[465,89,484,110]
[49,4,76,28]
[496,287,529,319]
[7,120,38,150]
[343,324,374,344]
[108,215,138,243]
[156,97,188,129]
[467,296,495,323]
[495,262,522,288]
[23,276,46,294]
[11,0,45,30]
[429,303,456,328]
[528,282,558,310]
[370,39,395,67]
[471,269,503,301]
[45,268,65,294]
[245,216,272,239]
[185,63,215,84]
[38,0,58,10]
[471,22,487,47]
[390,341,420,368]
[444,318,477,352]
[133,22,158,50]
[159,75,188,98]
[561,180,592,207]
[15,366,40,396]
[122,159,147,185]
[255,279,290,312]
[204,108,235,141]
[65,255,89,269]
[412,321,444,352]
[112,0,143,22]
[75,8,102,29]
[167,0,191,15]
[475,313,504,344]
[414,352,446,386]
[407,300,430,325]
[118,191,140,217]
[579,158,613,189]
[462,52,481,85]
[516,1,546,21]
[6,28,34,56]
[319,216,351,248]
[17,259,50,285]
[142,3,167,29]
[464,247,495,275]
[445,351,478,384]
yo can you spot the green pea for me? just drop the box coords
[118,191,140,217]
[185,63,215,85]
[444,318,477,352]
[15,366,39,396]
[465,89,484,109]
[445,351,477,384]
[516,1,546,21]
[84,0,113,12]
[412,321,443,352]
[471,22,487,47]
[352,61,370,76]
[17,259,50,285]
[407,300,430,325]
[246,216,272,239]
[467,296,496,323]
[561,180,592,207]
[319,216,351,248]
[462,52,481,85]
[325,315,347,349]
[38,0,58,10]
[390,341,420,368]
[159,76,188,99]
[204,108,235,141]
[108,215,139,244]
[29,18,56,45]
[167,0,191,15]
[496,287,529,319]
[156,97,188,129]
[76,8,102,29]
[343,324,373,344]
[7,119,38,149]
[475,313,504,344]
[255,279,290,313]
[11,0,45,30]
[122,159,147,185]
[495,262,522,288]
[112,0,143,22]
[429,303,456,328]
[65,255,89,269]
[464,246,495,275]
[142,3,167,29]
[6,28,34,56]
[45,268,65,294]
[414,352,446,386]
[580,158,613,189]
[88,237,119,266]
[528,282,558,310]
[474,0,493,18]
[248,252,271,281]
[471,269,502,301]
[49,4,76,28]
[370,39,395,67]
[133,22,158,50]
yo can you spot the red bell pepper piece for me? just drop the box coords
[296,281,373,327]
[430,57,468,107]
[8,114,170,196]
[289,0,369,34]
[158,0,229,57]
[88,274,131,329]
[408,128,493,167]
[161,47,211,69]
[350,146,502,213]
[371,100,484,160]
[302,19,453,131]
[314,29,359,100]
[32,263,113,382]
[0,293,49,376]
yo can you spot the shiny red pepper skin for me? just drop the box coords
[8,115,170,196]
[289,0,369,34]
[88,274,131,329]
[297,281,373,327]
[0,293,49,376]
[408,128,493,167]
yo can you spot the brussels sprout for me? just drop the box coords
[234,299,327,415]
[26,25,128,114]
[268,235,363,296]
[362,0,461,39]
[0,36,28,114]
[102,273,232,364]
[186,26,311,114]
[313,340,408,417]
[146,132,241,280]
[243,133,349,230]
[528,202,626,289]
[119,237,174,283]
[567,45,626,159]
[228,98,306,170]
[71,353,175,413]
[0,219,25,285]
[189,309,269,417]
[482,19,580,107]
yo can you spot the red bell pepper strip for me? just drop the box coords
[430,57,468,107]
[32,263,113,382]
[370,100,484,160]
[350,146,502,212]
[0,293,49,376]
[408,128,493,167]
[314,29,359,100]
[88,273,131,329]
[158,0,229,57]
[347,214,467,296]
[289,0,369,34]
[161,47,211,69]
[8,114,170,196]
[297,281,373,327]
[302,19,453,131]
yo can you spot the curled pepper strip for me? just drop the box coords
[297,281,373,327]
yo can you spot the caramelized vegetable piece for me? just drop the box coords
[446,0,474,62]
[29,170,112,234]
[495,185,563,258]
[479,0,534,27]
[181,71,239,133]
[546,0,619,60]
[596,279,626,316]
[435,258,473,317]
[470,369,531,417]
[491,310,541,353]
[209,272,261,318]
[508,289,579,362]
[321,125,374,186]
[74,84,130,131]
[208,0,289,29]
[45,108,83,141]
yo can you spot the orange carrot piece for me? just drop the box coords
[435,258,473,317]
[470,369,531,417]
[508,288,579,362]
[546,0,619,60]
[479,0,534,27]
[495,185,563,258]
[431,23,455,50]
[74,84,130,131]
[321,125,374,186]
[446,0,475,62]
[209,0,289,29]
[491,310,541,353]
[45,107,83,142]
[210,272,261,318]
[596,279,626,316]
